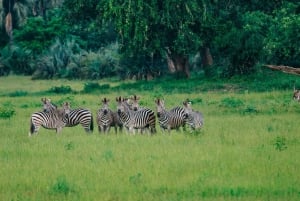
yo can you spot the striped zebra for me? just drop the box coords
[293,87,300,101]
[29,98,70,136]
[154,98,187,132]
[43,99,94,133]
[116,96,156,134]
[97,97,123,133]
[294,90,300,101]
[130,95,141,111]
[182,100,204,130]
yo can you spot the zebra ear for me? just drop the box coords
[41,97,47,103]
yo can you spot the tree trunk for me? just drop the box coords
[5,12,13,47]
[201,47,213,77]
[166,51,190,78]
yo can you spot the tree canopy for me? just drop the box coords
[0,0,299,79]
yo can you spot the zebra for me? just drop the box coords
[154,98,187,132]
[293,86,300,101]
[182,100,204,130]
[43,99,94,133]
[97,97,123,134]
[29,98,70,136]
[116,96,156,134]
[130,95,141,111]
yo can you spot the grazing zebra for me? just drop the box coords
[116,97,156,134]
[97,98,123,134]
[182,100,204,130]
[154,98,187,132]
[29,98,70,136]
[293,89,300,101]
[43,99,94,133]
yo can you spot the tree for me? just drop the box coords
[100,0,215,78]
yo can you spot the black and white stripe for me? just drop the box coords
[29,98,70,136]
[43,99,94,133]
[293,90,300,101]
[66,108,94,133]
[183,100,204,130]
[155,99,187,132]
[97,98,122,133]
[116,97,156,134]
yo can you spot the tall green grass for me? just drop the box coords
[0,74,299,201]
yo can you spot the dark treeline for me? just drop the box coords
[0,0,299,80]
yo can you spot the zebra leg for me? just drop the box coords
[56,127,62,134]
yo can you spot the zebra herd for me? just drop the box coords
[29,96,204,136]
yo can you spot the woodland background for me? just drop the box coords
[0,0,299,80]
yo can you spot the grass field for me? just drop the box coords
[0,75,299,201]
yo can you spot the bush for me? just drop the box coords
[48,85,73,94]
[264,2,300,67]
[215,11,269,77]
[82,82,110,93]
[0,45,33,76]
[0,107,15,119]
[220,97,244,108]
[8,90,28,97]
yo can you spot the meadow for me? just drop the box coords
[0,74,299,201]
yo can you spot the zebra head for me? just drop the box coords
[131,95,140,111]
[116,97,123,114]
[62,102,71,114]
[102,97,110,114]
[182,99,193,118]
[42,98,57,112]
[154,98,165,118]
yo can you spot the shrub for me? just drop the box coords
[48,85,73,94]
[8,90,28,97]
[0,107,15,119]
[82,82,110,93]
[50,176,74,195]
[220,97,244,108]
[274,136,287,151]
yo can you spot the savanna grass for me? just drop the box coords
[0,75,299,201]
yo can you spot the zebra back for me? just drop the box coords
[155,99,187,131]
[41,99,93,133]
[183,100,204,129]
[29,100,70,136]
[67,108,94,132]
[116,96,156,134]
[293,90,300,101]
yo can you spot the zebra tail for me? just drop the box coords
[90,115,94,132]
[30,119,35,136]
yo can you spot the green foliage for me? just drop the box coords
[264,2,300,67]
[8,90,28,97]
[220,97,244,108]
[48,85,73,94]
[82,82,110,93]
[215,11,270,77]
[31,38,81,79]
[0,103,15,119]
[274,136,288,151]
[14,12,69,55]
[0,45,33,75]
[50,176,75,195]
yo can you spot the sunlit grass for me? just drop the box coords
[0,75,299,201]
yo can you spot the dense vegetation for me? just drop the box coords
[0,0,299,79]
